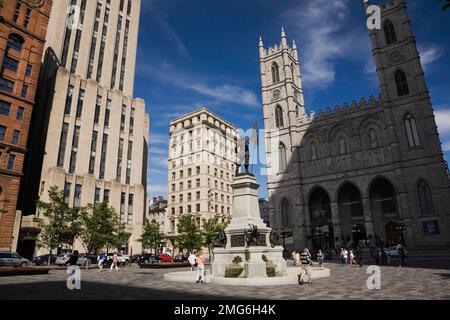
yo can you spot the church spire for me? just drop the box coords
[281,27,288,48]
[259,36,265,57]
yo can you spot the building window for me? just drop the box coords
[120,192,126,223]
[76,89,85,118]
[120,20,130,91]
[104,99,111,127]
[7,34,24,52]
[272,62,280,83]
[418,180,435,215]
[404,113,420,147]
[64,182,71,204]
[126,141,132,184]
[12,130,20,144]
[120,0,124,11]
[69,0,87,74]
[61,2,74,68]
[74,184,82,208]
[0,126,6,141]
[275,105,284,128]
[21,84,28,98]
[111,15,123,89]
[383,20,397,45]
[129,108,135,134]
[69,126,80,173]
[96,8,110,82]
[0,77,14,93]
[99,134,108,179]
[64,85,74,115]
[0,101,11,116]
[26,64,32,77]
[279,143,287,172]
[2,56,19,73]
[13,2,21,23]
[103,189,110,203]
[128,194,134,225]
[57,123,69,167]
[7,154,15,170]
[127,0,132,15]
[24,8,31,28]
[117,138,124,180]
[87,3,101,79]
[89,131,98,174]
[94,187,101,205]
[120,105,126,131]
[94,95,101,124]
[395,69,410,97]
[291,63,295,81]
[16,107,24,120]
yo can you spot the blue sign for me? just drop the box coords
[423,221,440,235]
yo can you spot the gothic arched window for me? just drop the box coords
[275,105,284,128]
[310,142,318,160]
[279,143,287,172]
[368,129,378,148]
[281,199,290,228]
[395,69,410,97]
[404,113,420,147]
[290,63,295,81]
[383,20,397,45]
[338,136,347,155]
[272,62,280,83]
[417,180,435,215]
[7,34,24,52]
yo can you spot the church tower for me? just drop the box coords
[259,29,306,249]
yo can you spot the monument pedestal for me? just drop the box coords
[212,174,286,278]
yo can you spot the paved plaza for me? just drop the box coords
[1,257,450,300]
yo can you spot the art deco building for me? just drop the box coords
[20,0,149,256]
[166,108,237,250]
[0,0,52,252]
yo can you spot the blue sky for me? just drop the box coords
[133,0,450,200]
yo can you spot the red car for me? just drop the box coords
[157,254,173,262]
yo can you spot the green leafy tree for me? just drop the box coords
[202,217,230,260]
[105,211,131,253]
[36,186,84,266]
[79,202,118,255]
[139,219,165,254]
[176,214,203,253]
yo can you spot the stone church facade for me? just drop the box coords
[260,0,450,250]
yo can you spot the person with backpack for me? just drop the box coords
[97,251,105,272]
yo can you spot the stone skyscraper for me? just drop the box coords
[21,0,149,256]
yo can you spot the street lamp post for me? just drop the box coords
[396,220,407,246]
[351,224,361,245]
[315,226,323,249]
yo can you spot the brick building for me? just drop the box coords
[0,0,52,252]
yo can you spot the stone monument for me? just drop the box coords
[211,135,287,279]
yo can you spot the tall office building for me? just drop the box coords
[0,0,52,252]
[20,0,149,256]
[166,108,237,250]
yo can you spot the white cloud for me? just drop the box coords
[282,0,359,87]
[418,44,443,69]
[141,63,259,107]
[435,109,450,135]
[150,132,169,145]
[147,183,168,195]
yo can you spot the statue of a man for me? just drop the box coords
[244,136,250,174]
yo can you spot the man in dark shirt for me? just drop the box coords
[68,250,79,266]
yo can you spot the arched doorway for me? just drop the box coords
[385,221,400,246]
[337,183,364,245]
[351,224,367,243]
[309,188,334,249]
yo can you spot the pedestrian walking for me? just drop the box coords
[110,253,119,272]
[342,248,349,267]
[188,251,197,271]
[349,250,355,267]
[291,250,297,266]
[397,243,407,267]
[97,251,105,272]
[356,246,363,267]
[195,251,205,283]
[299,248,313,285]
[317,250,324,268]
[68,250,79,266]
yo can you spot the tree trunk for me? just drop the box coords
[47,249,52,267]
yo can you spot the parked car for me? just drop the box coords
[173,254,188,263]
[55,253,89,266]
[32,254,57,266]
[80,254,98,264]
[137,254,159,265]
[0,252,31,267]
[384,246,408,257]
[157,253,173,263]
